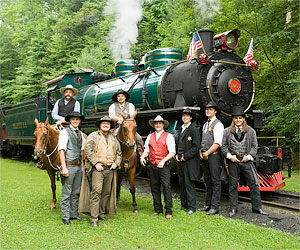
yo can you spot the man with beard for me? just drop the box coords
[52,84,80,125]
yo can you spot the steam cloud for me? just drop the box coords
[194,0,220,18]
[104,0,145,62]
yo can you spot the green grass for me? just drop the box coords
[0,158,299,250]
[282,170,300,193]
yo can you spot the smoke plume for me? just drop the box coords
[104,0,145,62]
[194,0,220,18]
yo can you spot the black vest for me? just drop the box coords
[177,131,185,154]
[200,118,221,151]
[58,98,76,117]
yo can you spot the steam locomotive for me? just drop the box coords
[0,29,292,191]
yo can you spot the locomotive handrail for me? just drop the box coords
[210,60,250,67]
[257,136,286,147]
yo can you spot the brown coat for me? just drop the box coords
[78,130,122,215]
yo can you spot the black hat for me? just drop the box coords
[205,101,218,109]
[112,89,130,102]
[180,108,196,121]
[65,111,85,122]
[95,116,115,128]
[232,106,246,117]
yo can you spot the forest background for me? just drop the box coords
[0,0,299,166]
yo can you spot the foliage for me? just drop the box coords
[1,158,299,249]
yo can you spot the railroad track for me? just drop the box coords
[136,176,300,213]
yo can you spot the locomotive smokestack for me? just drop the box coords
[196,29,214,55]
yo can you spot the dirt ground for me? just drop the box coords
[121,178,300,235]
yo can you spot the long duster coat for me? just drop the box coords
[175,123,202,181]
[78,130,122,215]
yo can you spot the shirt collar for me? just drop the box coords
[208,116,216,123]
[181,122,191,129]
[155,130,164,136]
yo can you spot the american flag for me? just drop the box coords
[187,32,203,62]
[243,38,254,64]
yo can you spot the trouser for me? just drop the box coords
[202,153,222,210]
[149,163,173,214]
[61,166,82,220]
[90,169,114,223]
[228,161,262,211]
[178,161,196,211]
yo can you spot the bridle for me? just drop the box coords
[117,119,136,149]
[35,124,60,171]
[117,119,137,169]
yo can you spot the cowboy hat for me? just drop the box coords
[205,101,218,109]
[95,116,115,128]
[112,89,130,102]
[148,115,169,128]
[179,108,196,121]
[232,106,246,117]
[60,84,79,96]
[65,111,85,122]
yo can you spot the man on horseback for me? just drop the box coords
[58,111,85,225]
[108,89,144,156]
[52,84,80,125]
[84,116,122,227]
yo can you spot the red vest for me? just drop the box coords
[149,131,169,164]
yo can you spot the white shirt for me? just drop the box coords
[226,126,254,161]
[58,125,85,151]
[52,99,80,121]
[203,116,224,146]
[108,102,135,119]
[144,130,176,154]
[181,122,191,133]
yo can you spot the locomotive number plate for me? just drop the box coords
[228,78,241,94]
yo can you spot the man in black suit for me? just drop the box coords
[175,108,201,215]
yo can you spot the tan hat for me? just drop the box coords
[148,115,169,128]
[96,116,115,128]
[60,84,79,96]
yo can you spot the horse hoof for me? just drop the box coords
[50,204,56,210]
[133,209,139,214]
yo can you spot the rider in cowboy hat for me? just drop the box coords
[52,84,80,125]
[108,89,144,156]
[140,115,175,219]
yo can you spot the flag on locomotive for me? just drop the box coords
[243,38,254,65]
[187,32,203,62]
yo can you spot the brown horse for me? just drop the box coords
[34,117,61,209]
[116,112,139,213]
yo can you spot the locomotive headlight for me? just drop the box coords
[213,29,240,51]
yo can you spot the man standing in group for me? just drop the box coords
[221,107,268,217]
[52,84,80,125]
[58,111,85,225]
[175,108,201,215]
[84,116,122,227]
[108,89,144,156]
[199,102,224,215]
[140,115,175,219]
